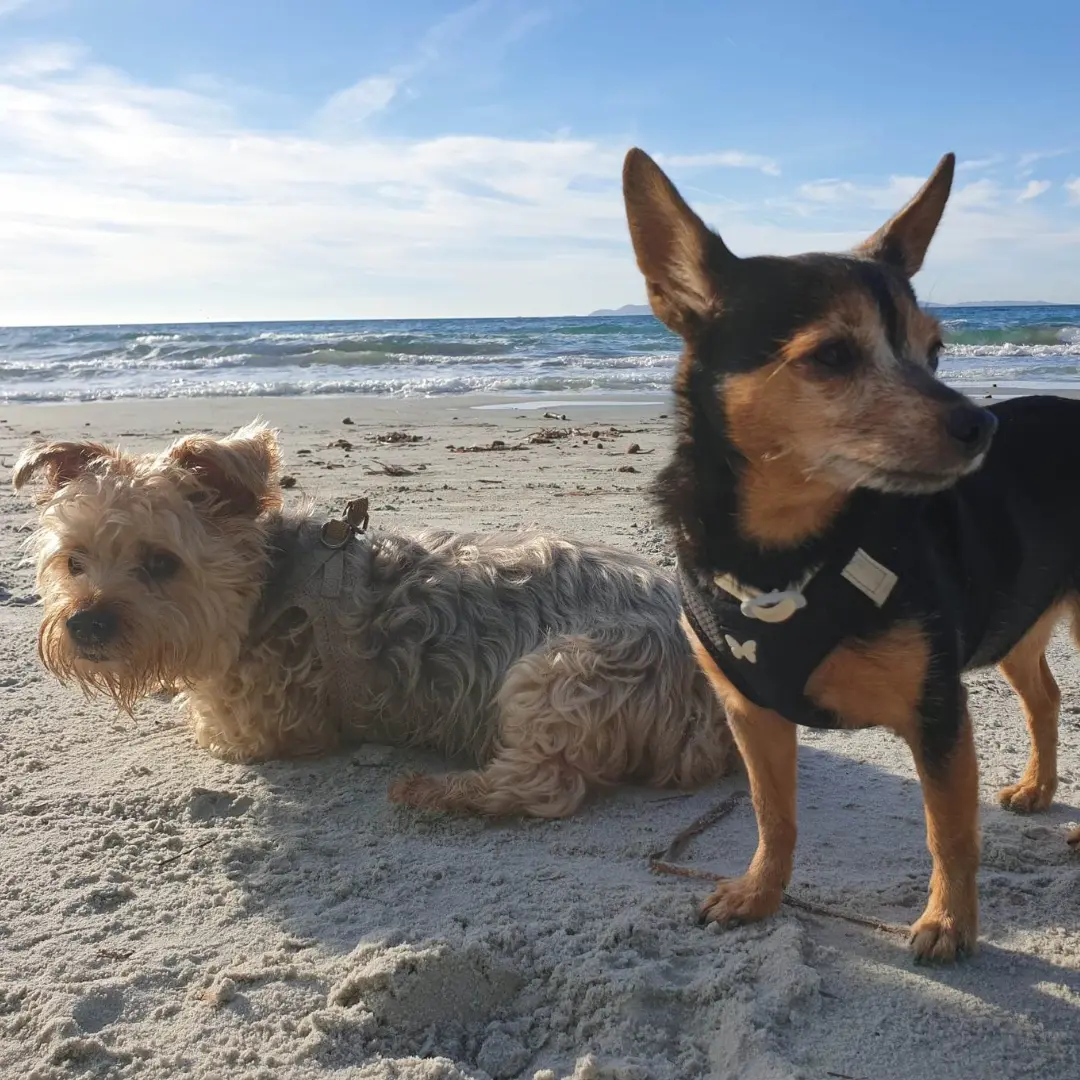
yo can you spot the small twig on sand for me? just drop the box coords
[158,835,216,868]
[366,460,415,476]
[97,947,135,961]
[782,895,907,937]
[447,440,528,453]
[648,792,908,938]
[648,791,749,864]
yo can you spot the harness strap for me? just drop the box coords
[677,547,900,729]
[248,497,370,645]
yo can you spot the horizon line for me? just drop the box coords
[2,300,1078,331]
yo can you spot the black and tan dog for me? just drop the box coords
[622,147,1080,962]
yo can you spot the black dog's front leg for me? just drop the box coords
[904,679,980,962]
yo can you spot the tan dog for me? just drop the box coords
[14,422,735,818]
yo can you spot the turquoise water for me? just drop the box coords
[1,305,1078,403]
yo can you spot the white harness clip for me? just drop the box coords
[714,570,816,625]
[739,589,808,624]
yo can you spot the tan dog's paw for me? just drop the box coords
[997,779,1055,813]
[698,876,783,927]
[388,771,448,810]
[909,910,977,963]
[1067,826,1080,848]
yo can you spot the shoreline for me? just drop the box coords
[0,393,680,442]
[2,379,1079,424]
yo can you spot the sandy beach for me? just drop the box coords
[2,392,1079,1080]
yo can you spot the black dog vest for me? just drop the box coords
[678,522,916,728]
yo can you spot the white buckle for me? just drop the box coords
[739,589,808,624]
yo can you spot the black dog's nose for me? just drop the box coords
[66,608,118,647]
[945,405,998,453]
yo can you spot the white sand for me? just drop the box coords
[1,394,1079,1080]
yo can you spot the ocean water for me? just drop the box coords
[1,305,1078,405]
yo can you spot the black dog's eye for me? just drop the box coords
[927,339,944,373]
[810,340,859,374]
[141,550,180,583]
[67,553,85,577]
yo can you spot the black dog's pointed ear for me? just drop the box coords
[856,153,955,277]
[622,148,737,336]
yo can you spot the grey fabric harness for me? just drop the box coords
[247,498,371,722]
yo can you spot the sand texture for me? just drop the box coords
[1,395,1079,1080]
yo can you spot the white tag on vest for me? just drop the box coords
[841,548,898,607]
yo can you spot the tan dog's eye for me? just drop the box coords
[141,550,180,583]
[67,553,85,577]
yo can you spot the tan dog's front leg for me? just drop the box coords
[699,699,797,925]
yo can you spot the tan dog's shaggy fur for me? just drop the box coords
[14,422,735,818]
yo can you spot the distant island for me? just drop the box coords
[589,301,1062,316]
[587,304,653,316]
[923,301,1057,308]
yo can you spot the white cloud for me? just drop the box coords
[0,42,1078,323]
[795,175,922,210]
[0,0,38,17]
[950,178,1001,210]
[657,151,780,176]
[1018,148,1071,171]
[957,155,1003,172]
[1067,178,1080,204]
[315,75,402,133]
[314,0,493,136]
[0,43,805,322]
[1018,179,1051,202]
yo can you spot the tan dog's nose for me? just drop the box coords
[66,607,119,647]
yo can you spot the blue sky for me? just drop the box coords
[0,0,1078,324]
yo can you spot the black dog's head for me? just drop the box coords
[622,149,996,528]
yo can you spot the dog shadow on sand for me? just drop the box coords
[204,734,1080,1071]
[227,732,1079,942]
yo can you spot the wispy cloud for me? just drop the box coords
[957,155,1004,172]
[794,175,922,210]
[950,178,1001,210]
[315,75,402,133]
[0,0,39,18]
[0,40,807,322]
[314,0,492,134]
[1067,178,1080,204]
[1018,179,1051,202]
[1017,147,1074,176]
[0,40,1077,322]
[657,151,781,177]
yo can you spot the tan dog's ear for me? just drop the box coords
[166,421,283,517]
[856,153,955,277]
[622,148,737,335]
[12,440,115,500]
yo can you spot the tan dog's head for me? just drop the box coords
[13,422,283,709]
[622,149,997,501]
